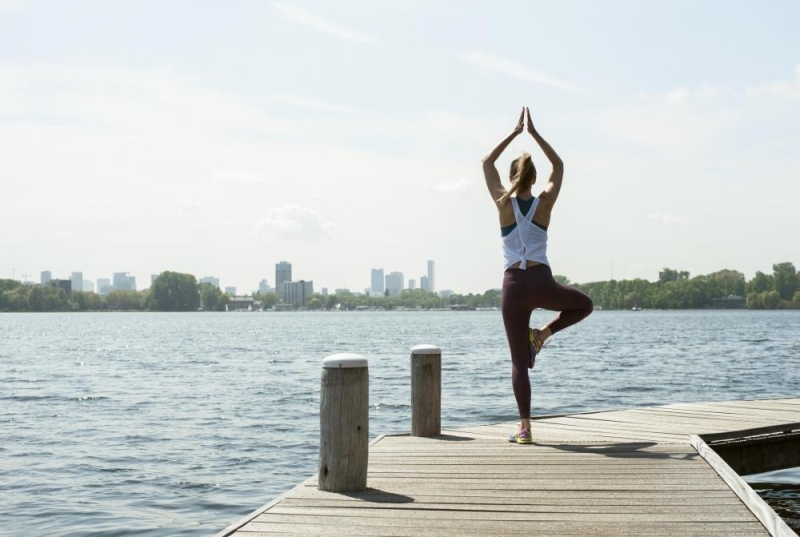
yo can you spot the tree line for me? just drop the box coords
[572,262,799,310]
[1,263,798,312]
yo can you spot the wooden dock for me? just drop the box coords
[216,398,800,536]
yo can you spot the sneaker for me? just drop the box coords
[528,328,544,369]
[508,428,533,444]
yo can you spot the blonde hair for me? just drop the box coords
[497,153,536,206]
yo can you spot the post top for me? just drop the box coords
[323,353,369,369]
[411,344,441,355]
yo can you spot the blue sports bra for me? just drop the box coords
[501,196,548,237]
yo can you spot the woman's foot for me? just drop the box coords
[508,428,533,444]
[528,328,543,368]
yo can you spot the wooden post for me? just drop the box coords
[410,344,441,437]
[318,353,369,492]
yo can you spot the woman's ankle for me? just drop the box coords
[538,327,552,342]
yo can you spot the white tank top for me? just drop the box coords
[501,197,549,270]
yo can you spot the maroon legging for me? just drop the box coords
[502,264,593,420]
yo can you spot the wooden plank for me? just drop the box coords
[527,419,690,442]
[239,519,769,536]
[261,505,759,522]
[278,497,749,515]
[639,405,800,421]
[598,409,793,430]
[289,487,743,502]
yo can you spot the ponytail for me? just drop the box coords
[497,153,535,206]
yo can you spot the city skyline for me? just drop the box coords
[1,2,798,293]
[12,258,445,297]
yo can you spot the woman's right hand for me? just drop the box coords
[526,107,536,135]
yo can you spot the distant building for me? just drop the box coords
[321,288,328,296]
[710,295,746,309]
[258,279,272,294]
[371,268,384,294]
[275,261,292,288]
[335,288,351,295]
[97,278,112,296]
[199,276,220,289]
[438,289,453,299]
[113,272,136,291]
[228,295,255,311]
[408,279,416,291]
[71,272,83,292]
[83,280,94,293]
[225,286,237,295]
[279,280,313,307]
[385,272,404,297]
[427,260,435,293]
[49,279,72,293]
[420,275,430,292]
[151,274,160,286]
[40,271,52,284]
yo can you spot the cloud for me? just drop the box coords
[256,204,331,242]
[431,179,470,194]
[461,51,582,93]
[658,85,735,105]
[177,197,204,209]
[269,94,368,115]
[212,170,265,184]
[0,0,28,14]
[746,63,800,100]
[0,64,287,140]
[647,212,686,225]
[271,2,379,45]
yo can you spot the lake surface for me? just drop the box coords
[1,310,799,536]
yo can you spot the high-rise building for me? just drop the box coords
[408,279,416,290]
[427,260,435,293]
[258,279,272,294]
[83,280,94,293]
[225,286,237,295]
[385,272,404,297]
[113,272,136,291]
[40,271,52,284]
[276,261,292,288]
[278,280,313,307]
[420,275,430,292]
[71,272,83,292]
[371,268,384,295]
[49,279,72,293]
[199,276,220,289]
[97,278,112,296]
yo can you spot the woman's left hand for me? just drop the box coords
[512,107,525,135]
[526,107,536,134]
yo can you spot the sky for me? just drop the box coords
[1,0,798,294]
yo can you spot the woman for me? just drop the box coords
[482,107,593,444]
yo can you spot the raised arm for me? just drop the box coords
[526,107,563,206]
[482,108,524,205]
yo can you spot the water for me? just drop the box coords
[745,467,800,533]
[1,310,799,536]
